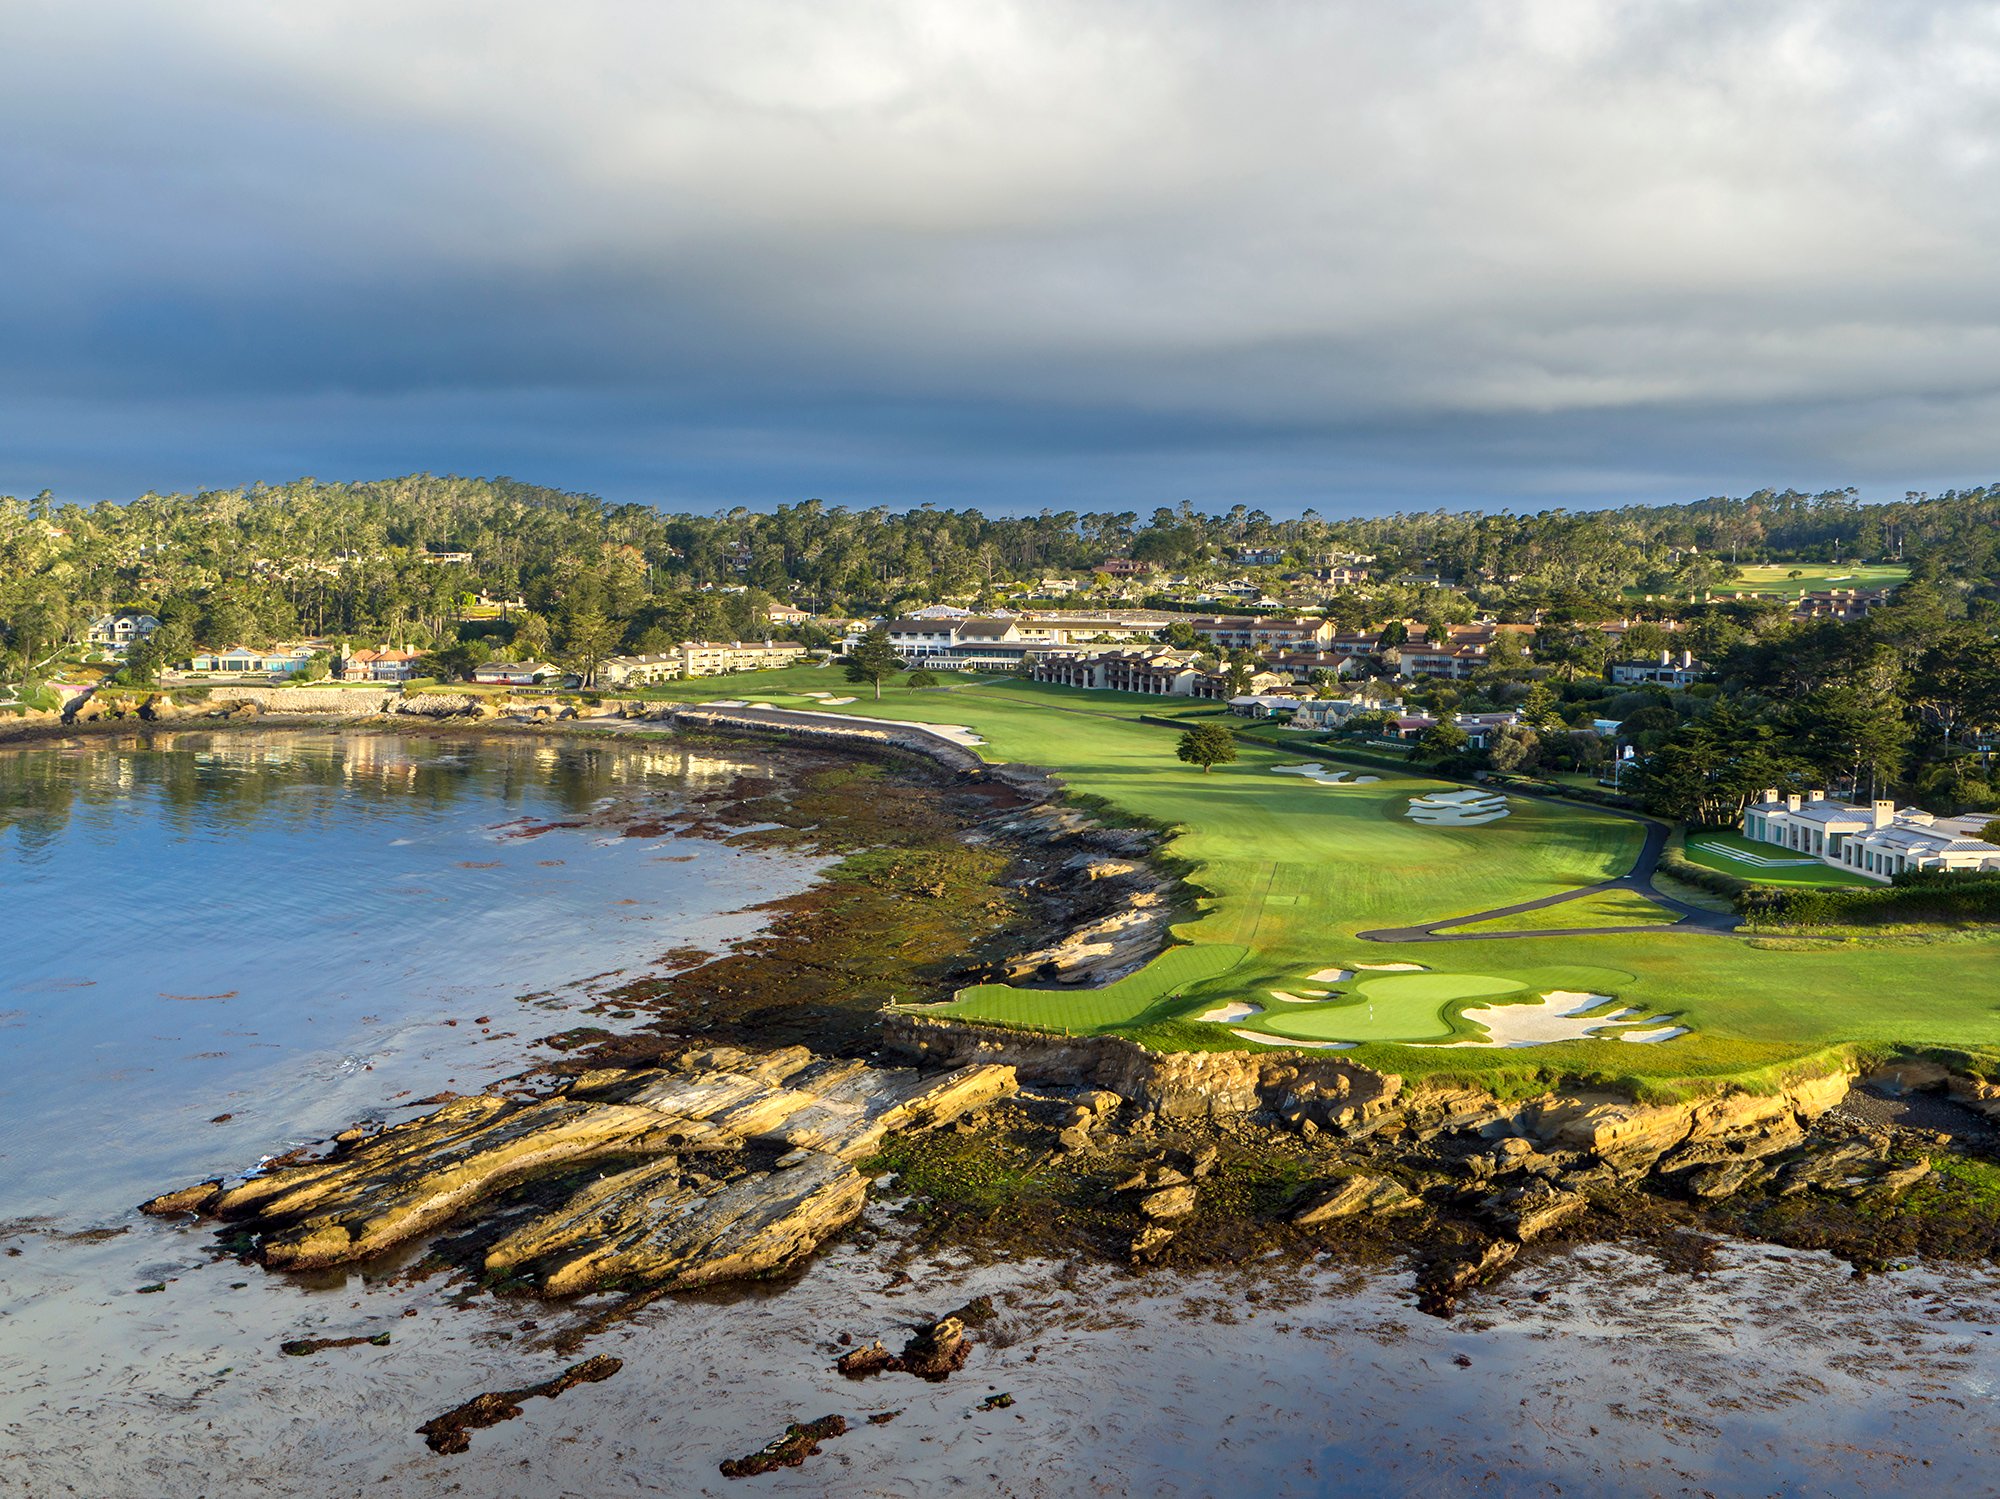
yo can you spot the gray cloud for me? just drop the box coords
[2,0,1997,510]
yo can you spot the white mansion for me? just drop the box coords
[1741,789,2000,882]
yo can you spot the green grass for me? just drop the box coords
[1685,831,1877,888]
[1439,889,1682,933]
[1721,562,1909,600]
[934,943,1249,1032]
[635,665,2000,1085]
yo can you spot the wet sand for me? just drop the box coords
[6,1202,1999,1496]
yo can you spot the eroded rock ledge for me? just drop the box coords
[143,1046,1016,1292]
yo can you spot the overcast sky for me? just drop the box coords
[3,1,1998,514]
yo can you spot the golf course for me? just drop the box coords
[1720,561,1909,599]
[636,666,2000,1091]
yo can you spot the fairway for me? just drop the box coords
[1439,890,1683,933]
[1722,561,1908,600]
[637,666,2000,1083]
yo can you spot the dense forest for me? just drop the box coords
[3,473,1998,819]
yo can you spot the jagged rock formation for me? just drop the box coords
[143,1047,1016,1291]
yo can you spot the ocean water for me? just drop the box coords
[0,727,830,1217]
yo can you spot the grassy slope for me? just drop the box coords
[639,666,2000,1084]
[1684,831,1877,888]
[1441,889,1682,933]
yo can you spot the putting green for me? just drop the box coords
[1249,973,1526,1042]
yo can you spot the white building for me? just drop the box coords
[1741,789,2000,882]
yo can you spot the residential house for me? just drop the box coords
[1098,559,1154,577]
[1383,641,1489,680]
[338,646,425,682]
[765,603,812,627]
[87,612,161,654]
[186,643,318,676]
[472,660,564,686]
[1741,789,2000,882]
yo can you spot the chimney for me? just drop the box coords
[1808,788,1825,804]
[1873,800,1896,829]
[1786,794,1802,812]
[1680,650,1693,668]
[1762,787,1779,804]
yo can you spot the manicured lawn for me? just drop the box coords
[1684,831,1877,888]
[638,666,2000,1085]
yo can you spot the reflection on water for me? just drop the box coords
[0,728,829,1219]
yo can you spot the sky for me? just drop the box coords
[2,0,1998,516]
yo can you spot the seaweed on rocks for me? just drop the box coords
[416,1354,623,1455]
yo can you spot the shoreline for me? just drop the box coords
[23,704,2000,1312]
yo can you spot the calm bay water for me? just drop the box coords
[0,727,830,1218]
[5,727,2000,1496]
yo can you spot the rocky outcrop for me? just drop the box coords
[1292,1173,1419,1225]
[882,1013,1402,1123]
[144,1046,1017,1290]
[487,1150,869,1295]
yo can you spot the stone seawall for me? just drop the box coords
[205,685,397,714]
[660,705,996,779]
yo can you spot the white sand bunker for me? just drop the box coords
[1307,968,1354,983]
[1421,991,1690,1048]
[1199,1000,1263,1023]
[1355,962,1428,972]
[1407,789,1510,826]
[822,696,858,705]
[1268,990,1331,1004]
[704,699,749,708]
[800,691,832,699]
[1233,1029,1352,1049]
[1618,1024,1690,1043]
[1270,764,1382,788]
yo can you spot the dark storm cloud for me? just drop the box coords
[2,0,1998,511]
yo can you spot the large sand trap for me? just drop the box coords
[1268,990,1330,1004]
[1232,1029,1351,1049]
[1407,790,1510,826]
[1270,764,1382,788]
[1306,968,1354,983]
[1355,962,1427,972]
[704,699,749,708]
[1420,991,1690,1048]
[1198,1000,1263,1024]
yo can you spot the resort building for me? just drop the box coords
[1741,789,2000,881]
[596,640,809,685]
[1029,648,1206,695]
[1610,650,1710,688]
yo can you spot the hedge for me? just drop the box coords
[1742,869,2000,928]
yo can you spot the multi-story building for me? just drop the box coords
[598,640,809,685]
[1610,650,1710,688]
[186,644,319,676]
[1741,789,2000,881]
[338,647,425,682]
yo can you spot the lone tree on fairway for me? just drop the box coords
[906,668,940,690]
[1177,722,1238,774]
[844,626,902,700]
